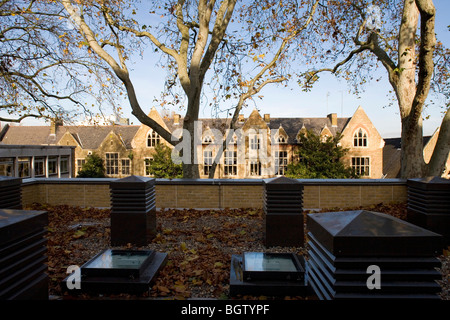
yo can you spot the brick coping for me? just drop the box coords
[22,177,407,186]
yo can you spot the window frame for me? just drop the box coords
[352,156,370,176]
[203,150,213,176]
[76,159,86,173]
[60,156,69,174]
[249,160,261,176]
[353,128,368,147]
[147,129,160,148]
[48,156,58,176]
[274,150,288,176]
[34,157,46,177]
[105,152,119,176]
[250,135,260,150]
[18,157,31,178]
[224,150,237,176]
[121,158,131,175]
[0,158,14,177]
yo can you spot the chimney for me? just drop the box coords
[264,114,270,123]
[50,118,63,135]
[328,113,337,127]
[238,114,244,122]
[173,114,180,125]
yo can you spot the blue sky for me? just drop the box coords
[124,0,450,139]
[11,1,450,140]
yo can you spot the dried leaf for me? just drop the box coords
[157,286,170,293]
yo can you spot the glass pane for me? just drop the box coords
[244,252,298,272]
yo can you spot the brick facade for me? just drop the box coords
[1,105,386,179]
[21,179,407,210]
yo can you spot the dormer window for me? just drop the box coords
[203,135,213,144]
[147,129,160,147]
[277,136,286,144]
[353,128,368,147]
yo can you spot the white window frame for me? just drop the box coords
[224,150,237,176]
[277,135,286,144]
[203,150,213,176]
[105,152,119,176]
[250,135,260,150]
[353,128,368,147]
[76,159,86,173]
[147,129,160,147]
[275,151,288,176]
[352,156,370,176]
[203,135,213,144]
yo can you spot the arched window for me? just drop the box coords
[277,135,286,144]
[147,129,160,147]
[203,135,213,144]
[353,128,368,147]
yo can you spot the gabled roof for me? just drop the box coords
[268,117,349,144]
[0,125,140,149]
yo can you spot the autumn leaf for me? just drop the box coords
[72,229,86,239]
[157,286,170,293]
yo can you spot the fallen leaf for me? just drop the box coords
[157,286,170,293]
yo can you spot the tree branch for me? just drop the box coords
[411,0,436,124]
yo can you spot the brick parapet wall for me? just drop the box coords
[21,178,407,210]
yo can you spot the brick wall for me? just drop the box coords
[21,178,407,210]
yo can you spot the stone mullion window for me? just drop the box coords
[203,150,213,176]
[144,158,153,176]
[106,153,119,176]
[250,160,261,176]
[352,157,370,176]
[275,151,288,176]
[147,130,160,147]
[250,135,260,150]
[121,159,131,175]
[76,159,86,173]
[224,150,237,176]
[353,128,368,147]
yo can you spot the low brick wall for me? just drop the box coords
[21,178,407,210]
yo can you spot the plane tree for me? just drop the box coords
[0,0,119,123]
[300,0,449,179]
[58,0,326,178]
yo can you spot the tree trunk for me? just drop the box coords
[426,108,450,176]
[181,83,202,179]
[396,0,425,179]
[400,113,426,179]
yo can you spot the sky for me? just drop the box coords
[124,0,450,139]
[9,0,450,140]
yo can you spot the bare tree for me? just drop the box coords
[208,0,321,177]
[59,0,241,178]
[0,0,118,123]
[301,0,449,179]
